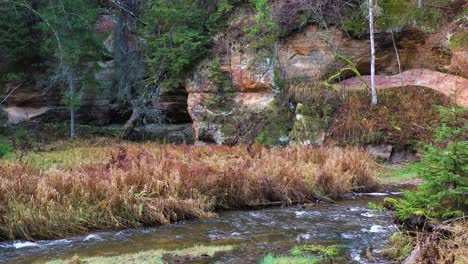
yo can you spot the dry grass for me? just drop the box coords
[0,144,380,240]
[415,221,468,264]
[329,86,452,149]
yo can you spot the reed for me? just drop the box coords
[0,144,380,240]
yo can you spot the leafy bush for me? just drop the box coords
[385,106,468,221]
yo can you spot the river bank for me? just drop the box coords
[1,194,399,264]
[1,143,381,241]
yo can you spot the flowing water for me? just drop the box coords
[0,193,401,264]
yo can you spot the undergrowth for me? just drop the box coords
[329,86,452,149]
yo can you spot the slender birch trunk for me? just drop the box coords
[418,0,423,9]
[369,0,377,105]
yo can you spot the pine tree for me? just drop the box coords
[386,107,468,221]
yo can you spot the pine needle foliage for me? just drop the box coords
[386,106,468,221]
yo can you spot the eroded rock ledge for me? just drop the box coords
[339,69,468,107]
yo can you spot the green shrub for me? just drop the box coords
[385,106,468,221]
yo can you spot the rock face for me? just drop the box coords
[1,14,191,126]
[339,69,468,107]
[2,7,467,144]
[187,17,468,144]
[278,25,370,80]
[185,9,277,145]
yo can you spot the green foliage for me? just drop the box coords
[377,0,413,28]
[142,0,215,91]
[255,100,293,146]
[260,253,319,264]
[37,0,102,66]
[45,245,234,264]
[61,90,83,111]
[382,232,415,262]
[323,55,370,93]
[385,106,468,221]
[208,57,231,92]
[0,2,39,87]
[380,164,420,182]
[245,0,279,67]
[450,32,468,49]
[0,138,13,158]
[341,2,368,35]
[368,202,386,213]
[256,130,276,146]
[208,0,235,32]
[378,0,446,31]
[261,244,339,264]
[247,0,275,36]
[0,3,35,66]
[293,244,340,259]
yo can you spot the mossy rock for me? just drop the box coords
[289,103,332,145]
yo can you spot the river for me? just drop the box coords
[0,193,400,263]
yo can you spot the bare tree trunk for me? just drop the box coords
[418,0,423,9]
[68,67,76,140]
[369,0,377,105]
[390,28,404,87]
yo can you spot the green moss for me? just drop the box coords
[255,99,293,145]
[381,232,415,262]
[202,94,235,112]
[46,245,235,264]
[260,254,319,264]
[290,102,334,144]
[379,164,420,183]
[450,32,468,49]
[220,123,237,135]
[0,138,13,158]
[293,244,340,258]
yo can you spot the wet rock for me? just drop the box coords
[367,145,393,161]
[127,123,194,144]
[4,106,49,125]
[389,150,420,165]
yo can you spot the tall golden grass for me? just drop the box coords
[0,145,379,240]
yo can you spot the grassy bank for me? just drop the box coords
[46,245,234,264]
[0,144,380,240]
